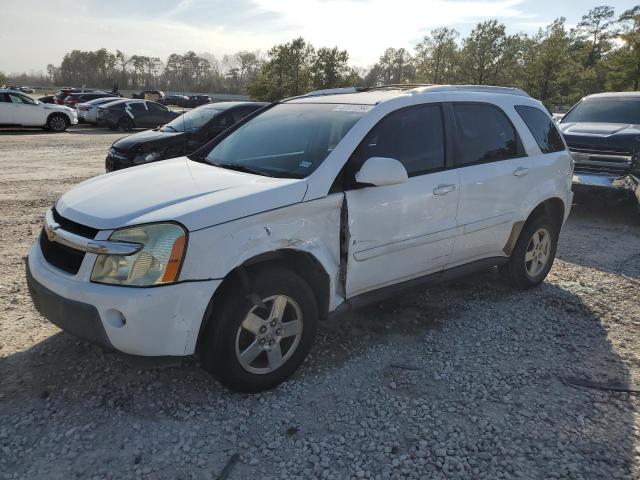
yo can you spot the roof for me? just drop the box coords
[285,84,530,105]
[584,92,640,99]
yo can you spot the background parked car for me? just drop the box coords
[105,101,267,171]
[132,90,165,101]
[159,94,190,106]
[54,88,99,105]
[184,95,212,107]
[63,92,116,108]
[96,99,179,131]
[558,92,640,205]
[38,95,56,104]
[0,88,77,132]
[76,97,128,124]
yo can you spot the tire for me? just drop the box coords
[118,117,134,132]
[500,215,558,289]
[47,113,69,132]
[199,268,318,393]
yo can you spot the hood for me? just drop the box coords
[112,129,186,151]
[56,157,308,231]
[43,104,74,114]
[559,122,640,153]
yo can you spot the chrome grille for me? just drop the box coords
[570,148,632,176]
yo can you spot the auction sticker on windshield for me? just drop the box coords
[332,104,373,112]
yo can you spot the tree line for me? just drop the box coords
[2,5,638,107]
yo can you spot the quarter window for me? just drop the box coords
[453,104,523,165]
[359,104,445,176]
[515,105,565,153]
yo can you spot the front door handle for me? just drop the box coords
[433,184,456,196]
[513,167,529,177]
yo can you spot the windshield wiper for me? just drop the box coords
[211,162,274,177]
[163,125,179,132]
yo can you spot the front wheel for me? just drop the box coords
[199,268,318,393]
[500,216,558,289]
[47,114,69,132]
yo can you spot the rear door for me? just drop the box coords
[448,102,532,265]
[127,102,150,127]
[344,103,460,297]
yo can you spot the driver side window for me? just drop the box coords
[341,104,446,189]
[9,93,34,104]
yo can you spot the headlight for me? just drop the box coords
[91,223,187,287]
[133,151,162,165]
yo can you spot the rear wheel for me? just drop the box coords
[199,268,318,393]
[118,117,134,132]
[47,114,69,132]
[500,216,558,289]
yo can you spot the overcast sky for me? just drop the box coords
[1,0,636,74]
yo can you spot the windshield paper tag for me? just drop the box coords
[299,161,312,168]
[333,104,373,112]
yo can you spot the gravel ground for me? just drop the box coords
[1,126,640,479]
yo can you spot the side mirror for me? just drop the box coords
[355,157,408,187]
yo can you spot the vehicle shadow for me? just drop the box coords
[558,190,640,278]
[0,269,636,479]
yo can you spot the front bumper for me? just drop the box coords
[26,239,219,356]
[573,172,639,192]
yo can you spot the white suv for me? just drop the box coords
[26,85,573,392]
[0,89,77,132]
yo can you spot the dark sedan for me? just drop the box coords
[105,101,267,172]
[558,92,640,205]
[96,99,179,131]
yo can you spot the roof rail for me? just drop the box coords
[418,85,530,97]
[296,83,530,101]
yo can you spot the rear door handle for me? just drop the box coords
[433,184,456,196]
[513,167,529,177]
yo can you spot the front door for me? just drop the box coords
[344,103,460,297]
[8,92,43,126]
[448,102,533,265]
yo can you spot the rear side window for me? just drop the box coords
[147,102,168,112]
[453,103,523,165]
[129,103,146,113]
[360,104,445,176]
[515,105,565,153]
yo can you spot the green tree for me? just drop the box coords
[415,27,459,84]
[605,6,640,90]
[310,47,353,89]
[520,18,579,105]
[577,5,617,66]
[247,38,315,100]
[458,20,507,84]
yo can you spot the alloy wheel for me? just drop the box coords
[525,227,551,277]
[50,116,66,132]
[235,295,303,375]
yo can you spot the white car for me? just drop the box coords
[0,89,77,132]
[26,85,573,392]
[76,97,123,124]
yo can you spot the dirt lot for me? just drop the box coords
[1,126,640,479]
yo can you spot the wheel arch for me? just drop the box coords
[504,196,565,256]
[46,111,70,125]
[195,248,331,350]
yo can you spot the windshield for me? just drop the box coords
[561,97,640,125]
[204,103,368,178]
[161,107,223,133]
